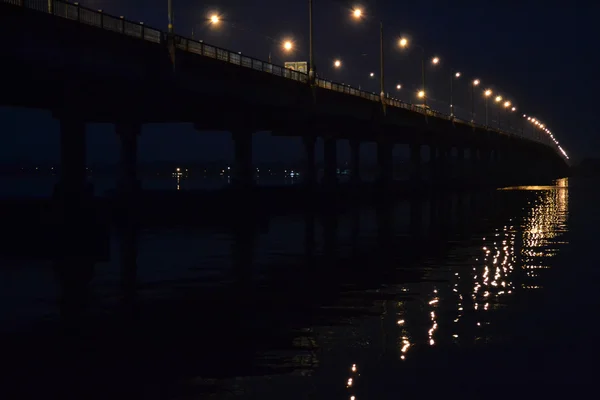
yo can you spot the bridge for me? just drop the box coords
[1,0,569,203]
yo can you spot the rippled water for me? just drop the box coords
[1,176,597,398]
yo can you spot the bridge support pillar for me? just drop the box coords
[376,138,393,190]
[490,148,501,184]
[350,139,361,185]
[410,142,422,187]
[470,147,479,186]
[437,145,450,185]
[323,136,337,187]
[303,136,317,187]
[456,147,466,186]
[479,148,491,186]
[54,118,90,208]
[53,117,95,261]
[116,122,141,199]
[232,130,254,188]
[428,144,437,185]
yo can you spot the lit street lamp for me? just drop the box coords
[484,89,492,127]
[168,0,173,33]
[308,0,315,85]
[494,95,502,128]
[502,100,511,131]
[334,59,342,68]
[450,70,461,117]
[471,79,480,122]
[396,84,402,90]
[351,8,386,102]
[399,38,433,106]
[270,39,294,63]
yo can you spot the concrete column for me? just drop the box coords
[429,145,437,183]
[456,147,465,185]
[410,142,421,186]
[479,148,491,185]
[440,146,451,182]
[48,0,54,13]
[470,147,479,186]
[232,130,254,188]
[116,122,141,197]
[303,136,316,187]
[349,139,361,185]
[377,138,393,188]
[323,136,337,187]
[55,118,88,205]
[490,148,500,184]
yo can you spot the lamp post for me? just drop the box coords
[379,21,385,101]
[503,101,511,132]
[510,106,517,134]
[484,89,492,127]
[308,0,315,85]
[450,71,461,117]
[471,79,480,122]
[168,0,173,33]
[399,38,432,107]
[352,9,385,102]
[494,95,502,128]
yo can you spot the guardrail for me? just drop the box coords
[3,0,553,150]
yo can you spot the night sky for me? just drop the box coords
[1,0,597,164]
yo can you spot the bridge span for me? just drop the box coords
[0,0,569,200]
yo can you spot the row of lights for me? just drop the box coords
[205,7,567,160]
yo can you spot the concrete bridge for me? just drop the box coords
[0,0,569,201]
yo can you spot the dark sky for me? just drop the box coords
[1,0,597,164]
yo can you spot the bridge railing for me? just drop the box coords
[6,0,162,43]
[174,36,309,84]
[3,0,554,150]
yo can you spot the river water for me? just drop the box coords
[0,175,596,398]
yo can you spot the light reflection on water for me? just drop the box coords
[0,178,576,397]
[242,178,572,397]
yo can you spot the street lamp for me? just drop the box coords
[168,0,173,33]
[494,96,502,128]
[351,9,386,102]
[308,0,315,85]
[209,14,220,24]
[502,101,511,132]
[399,39,437,107]
[268,39,293,63]
[450,70,461,117]
[484,89,492,127]
[471,79,480,122]
[334,59,342,68]
[396,84,402,90]
[418,90,425,99]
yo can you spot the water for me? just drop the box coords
[0,176,596,398]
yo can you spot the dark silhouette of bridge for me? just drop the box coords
[1,0,569,205]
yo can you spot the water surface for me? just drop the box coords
[1,176,595,398]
